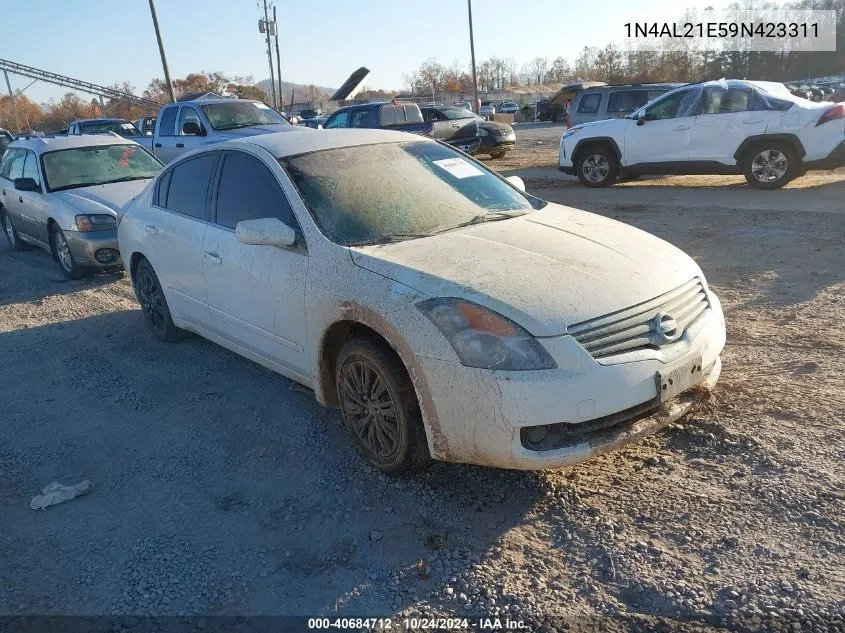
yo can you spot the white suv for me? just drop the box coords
[559,79,845,189]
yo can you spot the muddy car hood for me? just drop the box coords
[53,180,151,219]
[350,204,703,337]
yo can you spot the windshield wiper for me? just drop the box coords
[100,176,153,185]
[349,232,425,246]
[433,209,529,233]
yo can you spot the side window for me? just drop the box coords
[178,107,204,135]
[215,152,301,240]
[749,90,793,112]
[380,106,398,126]
[349,109,371,128]
[577,93,602,114]
[162,153,218,220]
[0,148,21,179]
[3,149,26,181]
[324,111,349,129]
[158,106,178,137]
[645,88,699,120]
[607,90,646,114]
[22,151,40,187]
[153,169,172,207]
[700,87,751,114]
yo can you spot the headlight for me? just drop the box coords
[75,214,117,232]
[417,298,556,371]
[478,128,489,137]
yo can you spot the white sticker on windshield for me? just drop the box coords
[121,123,134,129]
[254,103,270,109]
[433,158,483,179]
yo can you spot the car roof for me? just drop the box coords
[166,98,264,107]
[240,128,434,158]
[70,118,131,124]
[9,134,138,154]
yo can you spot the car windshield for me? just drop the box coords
[42,144,163,192]
[80,121,143,137]
[283,141,546,247]
[200,101,289,130]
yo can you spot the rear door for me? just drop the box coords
[152,105,181,163]
[143,151,219,326]
[689,86,769,165]
[0,149,26,234]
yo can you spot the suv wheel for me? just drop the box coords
[335,337,430,475]
[743,143,798,189]
[576,147,618,188]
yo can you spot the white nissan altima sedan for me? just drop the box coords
[118,128,726,474]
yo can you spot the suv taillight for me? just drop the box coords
[565,111,570,127]
[816,104,845,126]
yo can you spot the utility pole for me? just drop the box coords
[148,0,176,102]
[467,0,479,113]
[262,0,277,108]
[3,70,19,131]
[273,4,283,112]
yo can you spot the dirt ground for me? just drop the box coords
[1,128,844,631]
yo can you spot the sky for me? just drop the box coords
[2,0,741,105]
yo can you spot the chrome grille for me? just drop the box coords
[569,278,710,359]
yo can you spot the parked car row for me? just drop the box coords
[559,79,845,189]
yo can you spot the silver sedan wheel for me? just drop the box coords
[582,153,610,183]
[751,149,788,183]
[53,229,73,273]
[3,213,15,246]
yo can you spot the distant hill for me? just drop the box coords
[256,78,336,103]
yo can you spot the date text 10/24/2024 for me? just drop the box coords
[307,617,528,630]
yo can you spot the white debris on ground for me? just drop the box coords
[30,480,93,510]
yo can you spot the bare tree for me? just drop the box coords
[545,57,572,84]
[530,56,550,85]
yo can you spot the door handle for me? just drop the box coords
[144,224,158,235]
[204,251,222,265]
[673,125,691,131]
[18,196,23,204]
[154,143,162,148]
[743,120,763,125]
[176,143,185,148]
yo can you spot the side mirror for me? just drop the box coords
[182,121,205,136]
[14,177,40,193]
[236,217,296,248]
[636,112,647,126]
[505,175,526,192]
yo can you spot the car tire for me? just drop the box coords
[134,258,187,342]
[335,337,430,475]
[1,209,33,251]
[49,224,88,279]
[490,151,508,159]
[576,146,618,188]
[743,143,798,190]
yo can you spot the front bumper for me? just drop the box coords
[479,134,515,154]
[63,229,122,268]
[804,140,845,170]
[416,304,725,470]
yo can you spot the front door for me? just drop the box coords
[689,86,770,165]
[202,149,310,377]
[143,151,219,326]
[18,150,50,244]
[623,87,702,166]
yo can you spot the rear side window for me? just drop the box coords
[0,149,25,180]
[403,106,423,123]
[324,110,349,129]
[750,90,794,112]
[214,151,301,239]
[161,153,218,220]
[700,87,751,114]
[577,93,602,114]
[158,106,178,137]
[380,106,398,126]
[607,90,646,113]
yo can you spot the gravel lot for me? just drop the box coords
[1,129,844,632]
